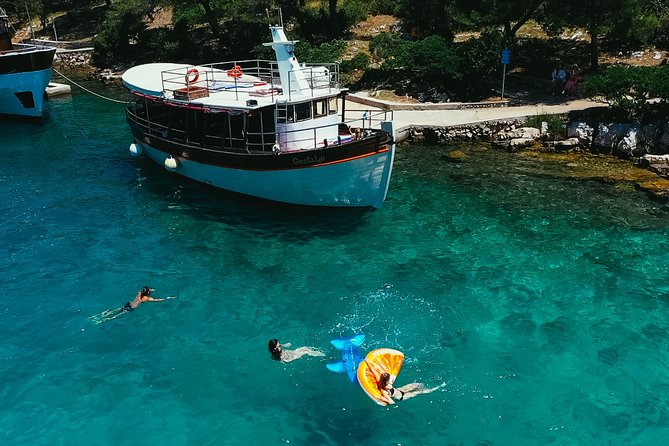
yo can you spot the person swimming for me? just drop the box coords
[376,371,444,405]
[123,286,165,311]
[268,338,325,363]
[88,286,175,324]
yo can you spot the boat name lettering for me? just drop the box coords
[292,155,325,166]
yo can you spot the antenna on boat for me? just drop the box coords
[265,8,283,27]
[24,3,35,41]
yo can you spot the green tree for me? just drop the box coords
[396,0,455,39]
[92,0,156,66]
[541,0,669,70]
[454,0,552,39]
[169,0,223,37]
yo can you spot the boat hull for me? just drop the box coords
[0,67,52,117]
[0,48,55,118]
[134,139,395,208]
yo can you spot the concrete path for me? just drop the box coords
[346,92,605,140]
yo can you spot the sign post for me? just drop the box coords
[501,48,511,100]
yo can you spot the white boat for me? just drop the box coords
[122,11,395,208]
[0,8,56,118]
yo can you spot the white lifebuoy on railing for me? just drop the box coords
[185,68,199,84]
[164,156,179,170]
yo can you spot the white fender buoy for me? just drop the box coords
[164,156,178,170]
[129,142,143,157]
[272,143,281,154]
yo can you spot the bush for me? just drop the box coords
[369,33,458,78]
[92,0,153,67]
[582,65,669,122]
[526,113,565,140]
[369,32,411,65]
[456,28,509,80]
[340,52,371,72]
[295,39,348,64]
[411,35,460,78]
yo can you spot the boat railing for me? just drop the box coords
[342,109,394,130]
[0,42,55,54]
[160,60,340,102]
[285,63,340,100]
[127,103,391,154]
[269,109,393,152]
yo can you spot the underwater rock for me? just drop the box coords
[442,149,467,162]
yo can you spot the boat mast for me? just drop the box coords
[264,9,310,98]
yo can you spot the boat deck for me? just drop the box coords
[122,60,340,111]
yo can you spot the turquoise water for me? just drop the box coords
[3,90,669,445]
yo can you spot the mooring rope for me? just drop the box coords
[53,67,128,104]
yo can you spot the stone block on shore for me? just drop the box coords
[567,121,594,146]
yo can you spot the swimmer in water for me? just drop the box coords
[268,339,325,363]
[376,372,444,405]
[366,360,445,405]
[89,286,175,324]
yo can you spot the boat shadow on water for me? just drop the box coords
[134,158,375,239]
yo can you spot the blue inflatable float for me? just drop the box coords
[326,334,365,382]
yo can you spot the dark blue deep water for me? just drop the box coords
[3,90,669,445]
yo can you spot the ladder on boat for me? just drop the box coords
[275,100,288,123]
[274,100,288,152]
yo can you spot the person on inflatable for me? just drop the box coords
[268,339,324,363]
[376,371,444,405]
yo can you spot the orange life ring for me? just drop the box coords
[185,68,199,84]
[227,65,243,78]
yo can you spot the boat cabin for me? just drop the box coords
[128,89,346,154]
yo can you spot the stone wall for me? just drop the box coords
[407,119,528,144]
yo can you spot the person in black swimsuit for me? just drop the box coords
[377,372,444,405]
[88,286,175,324]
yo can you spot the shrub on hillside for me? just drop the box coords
[369,33,459,78]
[412,35,461,79]
[369,32,412,67]
[456,28,509,80]
[341,52,371,72]
[92,0,153,67]
[582,65,669,122]
[295,39,348,64]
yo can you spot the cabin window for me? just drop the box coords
[313,100,327,118]
[328,97,338,115]
[294,102,312,121]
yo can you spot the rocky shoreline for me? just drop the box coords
[54,50,125,86]
[52,51,669,204]
[407,118,669,203]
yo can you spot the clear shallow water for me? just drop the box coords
[2,91,669,445]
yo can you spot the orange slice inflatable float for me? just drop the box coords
[356,348,405,406]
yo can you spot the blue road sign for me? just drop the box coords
[501,49,511,65]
